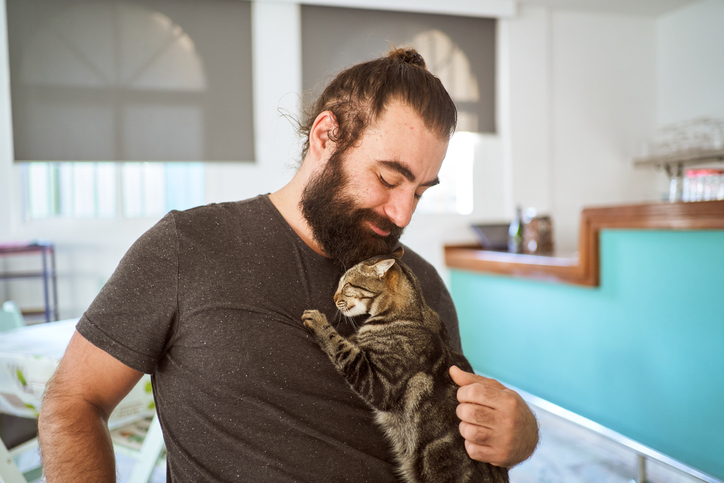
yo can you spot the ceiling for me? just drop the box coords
[516,0,701,17]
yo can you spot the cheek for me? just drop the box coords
[349,178,389,209]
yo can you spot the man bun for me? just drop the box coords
[299,45,456,161]
[388,47,427,69]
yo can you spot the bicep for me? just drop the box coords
[46,330,143,420]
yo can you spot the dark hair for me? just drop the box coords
[299,47,457,160]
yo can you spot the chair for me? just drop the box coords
[111,414,166,482]
[0,320,164,482]
[0,413,164,483]
[0,415,41,483]
[0,438,29,483]
[0,302,25,332]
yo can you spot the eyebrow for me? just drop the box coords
[379,160,440,187]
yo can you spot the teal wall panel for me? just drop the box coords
[450,230,724,479]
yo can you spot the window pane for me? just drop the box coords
[27,163,50,219]
[58,163,74,216]
[165,163,205,211]
[24,162,204,220]
[416,132,475,215]
[141,163,166,218]
[122,163,144,218]
[72,164,97,218]
[96,163,117,218]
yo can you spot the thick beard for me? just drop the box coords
[300,150,404,270]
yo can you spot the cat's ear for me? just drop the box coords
[372,258,396,278]
[392,247,404,259]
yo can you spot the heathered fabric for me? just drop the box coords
[76,195,461,482]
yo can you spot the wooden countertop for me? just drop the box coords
[444,200,724,286]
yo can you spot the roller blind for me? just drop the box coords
[6,0,254,162]
[301,5,496,134]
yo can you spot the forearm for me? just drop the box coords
[38,399,117,482]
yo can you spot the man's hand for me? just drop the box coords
[449,365,539,468]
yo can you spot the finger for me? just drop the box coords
[463,439,509,468]
[449,366,506,390]
[459,422,515,467]
[459,420,492,444]
[456,401,496,427]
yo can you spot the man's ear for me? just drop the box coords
[308,111,338,161]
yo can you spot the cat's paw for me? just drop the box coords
[302,309,327,331]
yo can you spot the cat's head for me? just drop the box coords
[334,247,405,317]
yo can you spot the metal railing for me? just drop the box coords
[509,384,723,483]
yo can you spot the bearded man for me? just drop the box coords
[39,48,538,482]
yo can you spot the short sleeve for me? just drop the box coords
[76,212,179,373]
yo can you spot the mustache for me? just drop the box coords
[357,208,403,239]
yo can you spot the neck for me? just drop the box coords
[268,159,327,258]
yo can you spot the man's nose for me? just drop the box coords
[382,190,416,228]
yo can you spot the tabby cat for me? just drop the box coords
[302,248,509,483]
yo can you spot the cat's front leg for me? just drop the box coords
[302,309,340,354]
[302,309,328,330]
[303,310,384,408]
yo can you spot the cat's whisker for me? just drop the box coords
[332,310,345,329]
[345,314,358,331]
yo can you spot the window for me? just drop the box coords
[301,6,495,214]
[416,132,476,215]
[7,0,254,162]
[23,162,205,220]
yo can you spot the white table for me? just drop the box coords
[0,319,162,483]
[0,319,154,424]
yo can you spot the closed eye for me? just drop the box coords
[380,173,424,199]
[378,174,396,189]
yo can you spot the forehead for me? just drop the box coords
[356,100,449,176]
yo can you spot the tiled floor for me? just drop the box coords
[510,407,703,483]
[20,405,710,483]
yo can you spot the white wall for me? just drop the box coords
[497,6,663,253]
[657,0,724,124]
[550,10,662,251]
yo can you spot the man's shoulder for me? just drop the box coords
[164,195,277,232]
[172,195,269,222]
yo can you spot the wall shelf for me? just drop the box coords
[633,148,724,170]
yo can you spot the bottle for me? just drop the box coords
[508,205,523,254]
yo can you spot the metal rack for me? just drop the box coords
[0,241,58,323]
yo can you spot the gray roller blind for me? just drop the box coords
[6,0,254,162]
[301,6,496,134]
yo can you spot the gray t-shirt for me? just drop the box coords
[77,195,460,482]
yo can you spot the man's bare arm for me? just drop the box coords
[38,331,143,482]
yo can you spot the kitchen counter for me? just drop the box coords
[445,202,724,478]
[445,200,724,286]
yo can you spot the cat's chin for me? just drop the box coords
[341,307,366,317]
